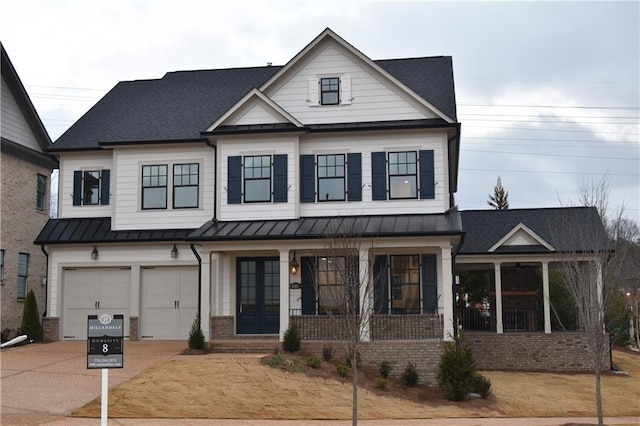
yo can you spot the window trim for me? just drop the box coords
[317,154,346,202]
[17,252,28,300]
[243,155,272,203]
[388,151,418,200]
[320,77,340,106]
[36,173,47,211]
[141,164,168,210]
[172,163,199,209]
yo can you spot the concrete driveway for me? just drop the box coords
[1,340,185,425]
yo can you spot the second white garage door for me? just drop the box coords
[140,266,198,340]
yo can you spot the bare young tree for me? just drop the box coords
[553,175,637,426]
[306,221,379,426]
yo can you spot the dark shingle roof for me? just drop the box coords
[34,217,194,244]
[459,207,605,255]
[51,57,457,151]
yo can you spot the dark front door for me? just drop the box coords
[237,258,280,334]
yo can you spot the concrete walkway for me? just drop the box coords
[1,342,638,426]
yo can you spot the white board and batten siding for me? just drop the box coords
[267,43,437,125]
[299,131,449,217]
[0,76,43,152]
[217,136,298,222]
[58,152,113,219]
[112,145,215,230]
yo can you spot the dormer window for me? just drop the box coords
[320,77,340,105]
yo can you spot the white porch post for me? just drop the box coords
[278,249,290,342]
[359,247,371,342]
[200,252,211,342]
[542,261,551,334]
[494,262,504,334]
[441,247,454,341]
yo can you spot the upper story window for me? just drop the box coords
[244,155,272,203]
[227,154,288,204]
[317,154,345,201]
[17,253,28,300]
[73,169,110,206]
[36,174,47,211]
[173,163,199,209]
[300,153,361,203]
[142,165,168,209]
[388,152,417,199]
[320,77,340,105]
[371,150,435,201]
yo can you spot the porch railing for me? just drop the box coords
[290,310,443,341]
[457,306,583,332]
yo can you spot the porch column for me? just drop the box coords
[494,262,504,334]
[200,252,211,342]
[441,247,454,341]
[278,249,290,342]
[359,248,371,342]
[542,261,551,334]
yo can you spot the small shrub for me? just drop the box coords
[473,374,492,398]
[322,344,334,362]
[284,358,299,368]
[188,315,205,349]
[437,335,477,401]
[282,321,301,352]
[20,290,41,342]
[376,377,388,390]
[401,362,419,387]
[336,363,351,378]
[307,355,321,368]
[291,365,303,373]
[378,360,392,378]
[267,353,284,367]
[346,348,361,368]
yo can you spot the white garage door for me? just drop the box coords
[62,267,131,340]
[141,266,198,340]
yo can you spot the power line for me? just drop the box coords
[463,136,638,145]
[462,148,639,161]
[459,102,640,110]
[464,125,638,135]
[461,118,638,125]
[459,113,639,119]
[461,168,638,177]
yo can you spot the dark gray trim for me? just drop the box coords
[1,138,58,169]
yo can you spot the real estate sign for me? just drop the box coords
[87,314,123,369]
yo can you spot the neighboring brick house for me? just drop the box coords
[1,43,58,338]
[34,29,605,382]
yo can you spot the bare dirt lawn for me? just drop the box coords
[71,349,640,420]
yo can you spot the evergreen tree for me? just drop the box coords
[488,176,509,210]
[20,289,42,342]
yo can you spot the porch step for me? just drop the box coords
[209,339,280,354]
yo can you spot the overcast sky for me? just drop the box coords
[2,1,638,223]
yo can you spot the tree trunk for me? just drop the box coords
[595,366,603,426]
[352,354,358,426]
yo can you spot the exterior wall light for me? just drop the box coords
[91,246,99,260]
[171,244,179,259]
[290,251,299,275]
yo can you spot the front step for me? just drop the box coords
[209,339,280,354]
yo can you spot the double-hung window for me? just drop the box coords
[142,165,168,209]
[388,152,417,199]
[320,77,340,105]
[318,256,345,314]
[17,253,28,300]
[317,154,345,201]
[173,163,199,208]
[371,150,435,201]
[36,174,47,211]
[244,155,272,203]
[73,169,110,206]
[390,255,420,313]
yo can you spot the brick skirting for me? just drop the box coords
[42,317,59,342]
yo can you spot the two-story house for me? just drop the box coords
[35,29,603,380]
[1,43,58,339]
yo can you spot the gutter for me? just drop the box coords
[190,244,202,324]
[451,233,465,340]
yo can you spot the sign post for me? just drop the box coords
[87,314,123,426]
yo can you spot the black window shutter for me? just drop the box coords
[73,170,82,206]
[100,169,110,205]
[227,156,242,204]
[371,152,387,200]
[273,154,287,203]
[300,154,315,203]
[301,257,316,315]
[422,254,438,313]
[347,153,362,201]
[419,150,435,199]
[373,255,389,314]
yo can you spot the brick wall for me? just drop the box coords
[42,317,59,342]
[211,316,234,339]
[1,153,51,336]
[129,317,139,341]
[465,331,607,372]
